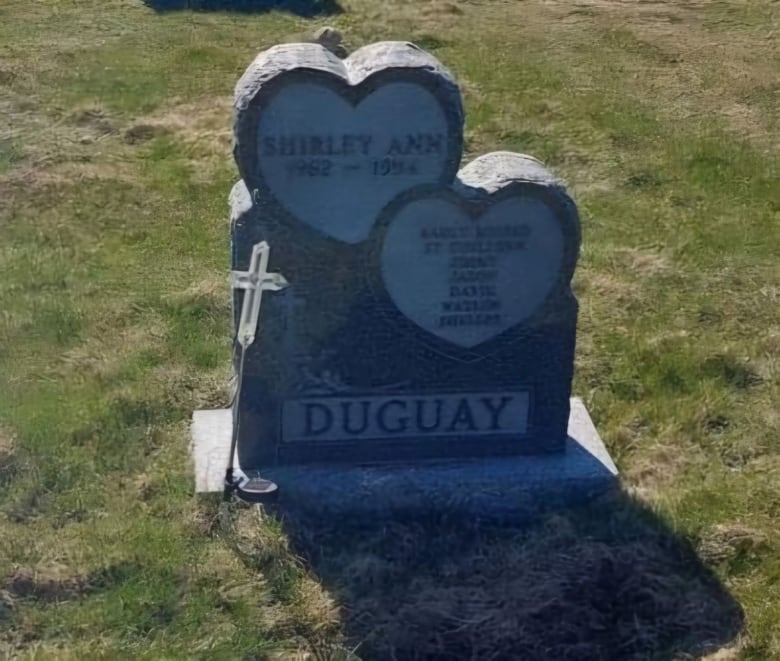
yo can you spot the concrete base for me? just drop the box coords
[191,397,618,521]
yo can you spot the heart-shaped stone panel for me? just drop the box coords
[378,152,580,350]
[234,42,464,244]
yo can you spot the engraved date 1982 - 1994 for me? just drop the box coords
[286,158,419,177]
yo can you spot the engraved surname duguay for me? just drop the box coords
[281,391,530,443]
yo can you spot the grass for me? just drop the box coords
[0,0,778,658]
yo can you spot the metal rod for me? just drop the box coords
[223,338,248,500]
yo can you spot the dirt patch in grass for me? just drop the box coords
[0,161,141,194]
[135,96,233,157]
[5,565,90,602]
[171,275,228,308]
[698,524,770,566]
[124,123,170,145]
[59,315,169,383]
[0,99,140,193]
[0,428,13,459]
[150,364,233,410]
[69,108,118,137]
[582,271,643,307]
[0,427,16,485]
[625,442,692,500]
[616,247,673,277]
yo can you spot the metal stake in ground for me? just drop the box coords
[225,240,289,503]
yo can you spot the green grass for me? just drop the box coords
[0,0,778,658]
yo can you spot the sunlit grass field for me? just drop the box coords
[0,0,778,658]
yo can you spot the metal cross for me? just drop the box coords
[230,241,289,348]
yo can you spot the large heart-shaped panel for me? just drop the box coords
[234,42,464,244]
[377,152,580,351]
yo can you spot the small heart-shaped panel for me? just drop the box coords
[234,42,464,244]
[378,152,580,350]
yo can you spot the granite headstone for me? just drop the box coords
[191,40,617,518]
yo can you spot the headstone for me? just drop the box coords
[191,40,617,520]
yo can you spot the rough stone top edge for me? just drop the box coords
[233,40,462,113]
[346,41,460,87]
[234,43,345,110]
[455,151,568,195]
[452,152,581,264]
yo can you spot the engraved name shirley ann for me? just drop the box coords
[261,132,445,177]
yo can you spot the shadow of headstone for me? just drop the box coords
[271,490,743,660]
[142,0,341,16]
